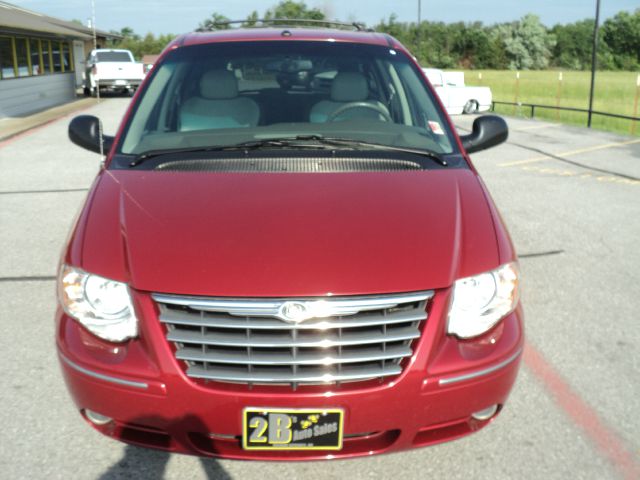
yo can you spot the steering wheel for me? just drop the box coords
[327,102,392,122]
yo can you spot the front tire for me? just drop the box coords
[463,100,478,114]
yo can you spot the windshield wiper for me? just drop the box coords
[129,135,447,167]
[129,138,339,167]
[294,135,448,166]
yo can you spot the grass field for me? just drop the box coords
[462,70,640,137]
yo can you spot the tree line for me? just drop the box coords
[108,1,640,71]
[379,9,639,70]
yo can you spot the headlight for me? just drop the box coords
[58,265,138,342]
[447,262,520,339]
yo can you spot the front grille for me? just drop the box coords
[154,291,433,388]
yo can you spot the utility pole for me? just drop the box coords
[587,0,601,128]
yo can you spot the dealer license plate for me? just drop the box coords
[243,408,343,450]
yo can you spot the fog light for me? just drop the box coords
[85,409,113,425]
[471,404,498,421]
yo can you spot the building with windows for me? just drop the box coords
[0,1,119,117]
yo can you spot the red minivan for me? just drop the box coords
[58,22,523,460]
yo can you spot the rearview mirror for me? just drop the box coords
[460,115,508,154]
[68,115,114,155]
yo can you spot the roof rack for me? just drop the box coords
[196,18,372,33]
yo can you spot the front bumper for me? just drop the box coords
[56,290,524,460]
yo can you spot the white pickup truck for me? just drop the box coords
[422,68,492,115]
[84,49,145,97]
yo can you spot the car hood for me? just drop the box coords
[80,168,499,296]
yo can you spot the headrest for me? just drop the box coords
[331,72,368,102]
[200,70,238,100]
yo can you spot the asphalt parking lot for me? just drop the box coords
[1,99,638,479]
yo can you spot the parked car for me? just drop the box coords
[423,68,493,115]
[60,23,522,460]
[84,48,145,97]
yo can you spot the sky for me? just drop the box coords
[11,0,640,35]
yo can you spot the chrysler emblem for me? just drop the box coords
[278,301,310,323]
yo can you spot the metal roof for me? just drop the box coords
[0,1,120,39]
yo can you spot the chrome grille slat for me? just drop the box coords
[176,344,412,365]
[167,326,420,348]
[154,292,430,319]
[154,290,432,387]
[159,308,426,330]
[186,363,403,384]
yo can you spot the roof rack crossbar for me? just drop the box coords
[196,18,370,32]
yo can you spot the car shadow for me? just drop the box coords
[99,446,232,479]
[98,414,233,480]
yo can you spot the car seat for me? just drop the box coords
[309,72,389,123]
[180,70,260,131]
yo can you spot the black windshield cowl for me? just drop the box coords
[129,138,342,167]
[294,135,448,166]
[129,136,447,168]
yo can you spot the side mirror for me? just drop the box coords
[68,115,114,155]
[460,115,508,154]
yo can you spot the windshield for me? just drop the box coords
[96,51,132,62]
[119,40,456,156]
